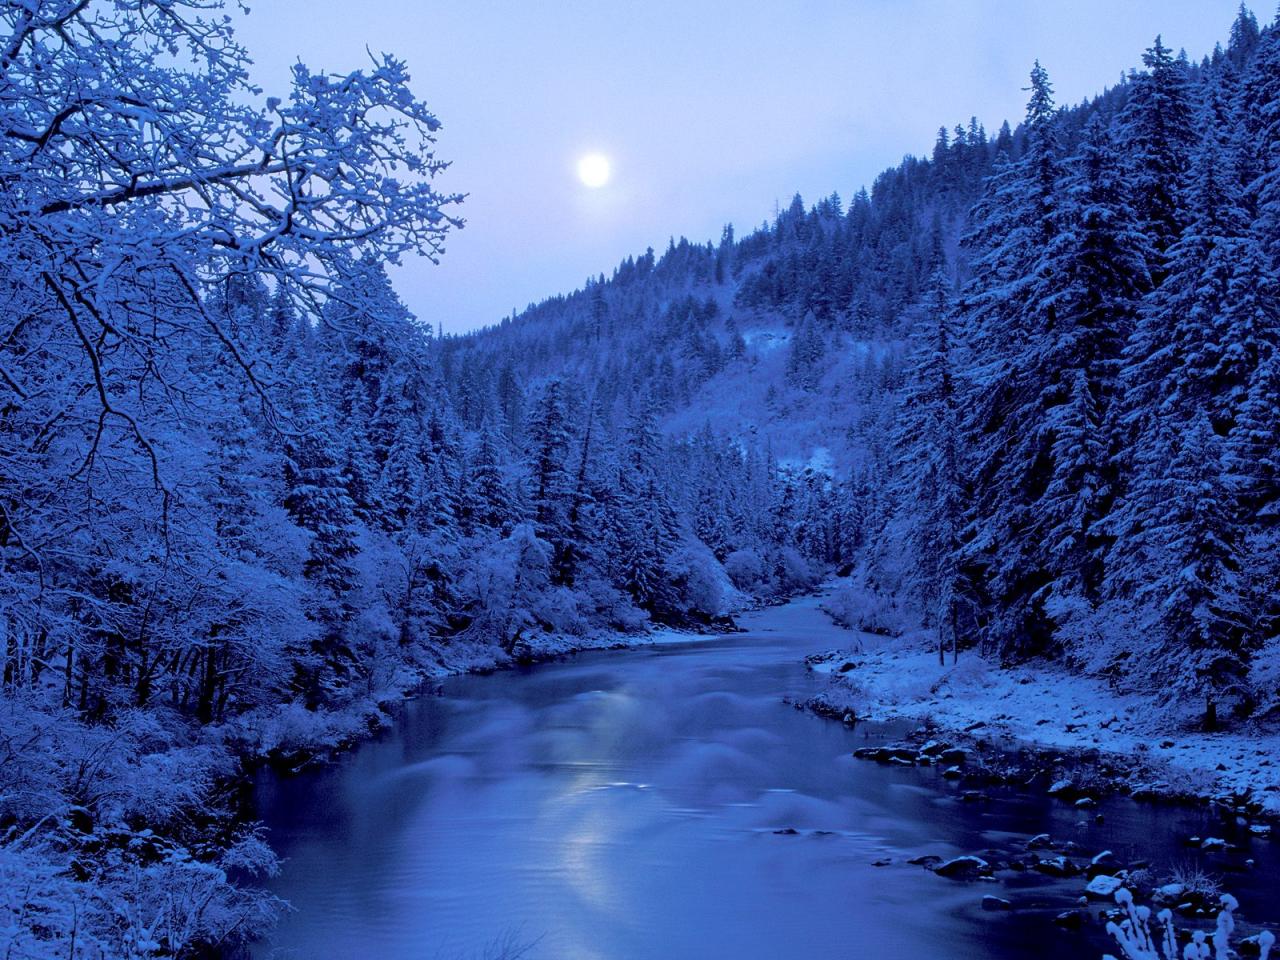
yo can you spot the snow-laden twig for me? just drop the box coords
[1102,888,1273,960]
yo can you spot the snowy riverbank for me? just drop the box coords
[229,615,731,772]
[804,628,1280,816]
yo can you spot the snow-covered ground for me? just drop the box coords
[807,627,1280,814]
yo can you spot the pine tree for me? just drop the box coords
[281,382,362,706]
[526,379,576,563]
[616,404,681,613]
[1033,115,1152,599]
[1121,126,1253,440]
[1245,24,1280,271]
[957,62,1067,658]
[890,273,963,661]
[1229,347,1280,519]
[378,430,425,533]
[1119,36,1197,268]
[1134,417,1254,729]
[462,426,520,535]
[1043,370,1109,598]
[1228,3,1261,67]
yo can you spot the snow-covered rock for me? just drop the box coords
[1085,874,1125,899]
[1034,855,1080,877]
[934,856,990,878]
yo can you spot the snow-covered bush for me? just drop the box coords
[821,581,906,637]
[1101,888,1273,960]
[775,545,820,592]
[0,697,283,959]
[724,548,767,592]
[665,541,741,618]
[1165,865,1222,902]
[453,525,554,648]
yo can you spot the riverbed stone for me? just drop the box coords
[1033,855,1080,877]
[1084,874,1124,899]
[934,855,991,878]
[1086,850,1118,877]
[908,854,943,867]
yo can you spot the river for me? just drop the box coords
[249,592,1279,959]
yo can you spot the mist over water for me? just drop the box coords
[251,597,1280,960]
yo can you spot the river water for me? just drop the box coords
[249,593,1279,959]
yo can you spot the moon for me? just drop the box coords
[577,153,611,189]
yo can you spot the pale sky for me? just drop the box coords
[236,1,1249,333]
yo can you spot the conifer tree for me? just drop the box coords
[890,273,963,661]
[1118,36,1197,269]
[957,62,1066,657]
[526,379,576,563]
[281,382,362,705]
[1134,417,1254,729]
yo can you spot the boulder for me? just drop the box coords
[935,855,991,878]
[1152,881,1186,903]
[1086,851,1118,878]
[981,895,1013,911]
[1034,856,1080,878]
[1085,875,1125,899]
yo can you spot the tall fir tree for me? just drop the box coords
[1118,36,1197,271]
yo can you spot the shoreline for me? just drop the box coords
[235,616,732,779]
[237,588,1279,958]
[799,638,1280,826]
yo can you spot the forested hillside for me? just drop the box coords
[2,0,1279,957]
[448,4,1280,732]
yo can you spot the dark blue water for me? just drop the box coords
[249,595,1279,959]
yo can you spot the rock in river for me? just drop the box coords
[934,856,991,878]
[1085,874,1125,899]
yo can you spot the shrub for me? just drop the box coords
[1102,888,1273,960]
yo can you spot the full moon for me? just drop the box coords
[577,153,611,188]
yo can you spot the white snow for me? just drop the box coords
[1086,875,1125,898]
[806,610,1280,813]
